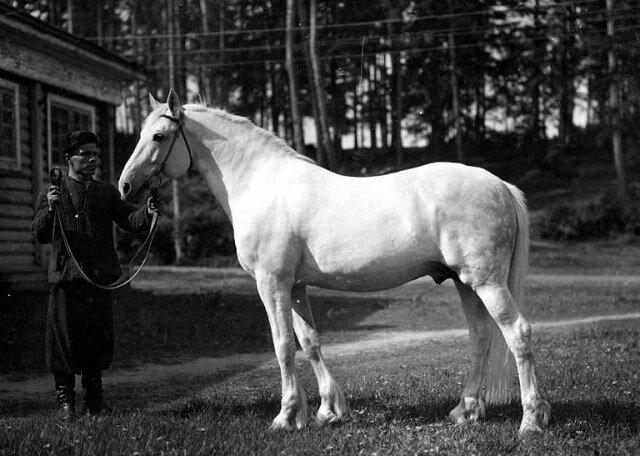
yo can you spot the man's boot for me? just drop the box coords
[54,372,76,422]
[81,369,105,416]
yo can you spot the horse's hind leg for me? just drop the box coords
[449,281,491,424]
[291,286,347,426]
[475,283,551,434]
[255,273,308,430]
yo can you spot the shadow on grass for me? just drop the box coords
[461,398,640,429]
[348,396,458,424]
[0,363,267,419]
[159,392,282,421]
[548,399,640,427]
[155,393,460,426]
[0,289,392,375]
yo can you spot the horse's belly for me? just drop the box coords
[296,247,449,292]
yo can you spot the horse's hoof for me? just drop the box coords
[448,405,468,425]
[448,397,485,425]
[316,409,340,426]
[518,423,544,435]
[518,398,551,435]
[269,415,296,432]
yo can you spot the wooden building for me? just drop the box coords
[0,4,145,292]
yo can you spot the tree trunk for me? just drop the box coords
[369,57,377,153]
[329,59,343,160]
[298,0,324,165]
[166,0,183,264]
[532,0,542,139]
[66,0,73,33]
[391,51,403,167]
[447,0,464,163]
[269,64,280,135]
[607,0,625,197]
[199,0,212,102]
[559,8,575,147]
[378,54,389,155]
[95,1,103,46]
[214,2,226,106]
[309,0,335,169]
[285,0,305,153]
[353,83,360,152]
[104,0,115,52]
[174,1,187,102]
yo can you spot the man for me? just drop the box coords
[31,130,158,421]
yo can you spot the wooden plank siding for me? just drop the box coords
[0,81,37,288]
[0,83,36,288]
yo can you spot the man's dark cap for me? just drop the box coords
[60,131,100,156]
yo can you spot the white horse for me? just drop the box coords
[119,90,551,435]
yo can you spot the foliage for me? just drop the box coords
[116,173,237,266]
[181,207,236,259]
[7,0,640,161]
[537,183,640,241]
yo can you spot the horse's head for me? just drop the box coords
[119,90,192,203]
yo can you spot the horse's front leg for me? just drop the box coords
[291,286,347,426]
[256,273,309,430]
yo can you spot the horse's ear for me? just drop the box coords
[167,89,181,117]
[149,93,161,111]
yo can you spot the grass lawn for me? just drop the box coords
[0,241,639,454]
[0,320,638,455]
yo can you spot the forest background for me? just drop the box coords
[7,0,640,265]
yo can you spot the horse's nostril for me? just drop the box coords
[123,182,131,195]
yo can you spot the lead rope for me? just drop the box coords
[49,169,159,290]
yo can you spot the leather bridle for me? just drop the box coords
[148,107,194,189]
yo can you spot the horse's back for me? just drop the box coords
[285,161,519,291]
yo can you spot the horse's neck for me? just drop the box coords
[189,109,297,220]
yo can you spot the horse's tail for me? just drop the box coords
[484,182,529,405]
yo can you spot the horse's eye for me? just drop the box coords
[153,133,165,142]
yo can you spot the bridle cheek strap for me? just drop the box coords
[151,108,194,187]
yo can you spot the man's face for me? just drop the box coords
[68,143,100,178]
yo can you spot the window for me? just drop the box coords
[0,79,20,168]
[47,95,96,169]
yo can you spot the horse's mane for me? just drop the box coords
[185,103,317,165]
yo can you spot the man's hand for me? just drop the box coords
[47,185,60,213]
[147,195,160,215]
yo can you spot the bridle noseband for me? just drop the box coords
[148,107,194,189]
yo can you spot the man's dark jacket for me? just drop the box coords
[31,175,151,285]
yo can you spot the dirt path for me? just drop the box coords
[130,266,640,297]
[2,311,639,401]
